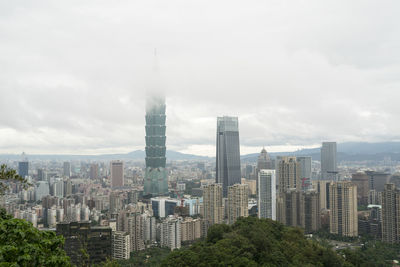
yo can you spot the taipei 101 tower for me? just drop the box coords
[144,51,168,196]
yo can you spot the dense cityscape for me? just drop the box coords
[2,1,400,266]
[1,94,400,266]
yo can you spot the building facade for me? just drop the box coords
[329,181,358,237]
[381,184,400,243]
[258,169,276,220]
[202,184,224,225]
[144,97,168,196]
[216,116,241,197]
[111,161,124,188]
[227,184,249,224]
[321,142,337,180]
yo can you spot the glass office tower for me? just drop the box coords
[216,116,241,197]
[144,97,168,196]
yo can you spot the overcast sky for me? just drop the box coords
[1,1,400,156]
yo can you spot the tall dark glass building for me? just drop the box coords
[144,97,168,196]
[18,161,29,178]
[216,116,241,197]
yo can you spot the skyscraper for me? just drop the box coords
[381,184,400,243]
[258,169,276,220]
[277,156,301,193]
[111,161,124,188]
[352,172,369,206]
[227,184,249,224]
[216,116,241,197]
[144,96,168,196]
[63,162,71,178]
[18,161,29,178]
[297,156,312,190]
[202,184,224,225]
[329,181,358,237]
[321,142,337,180]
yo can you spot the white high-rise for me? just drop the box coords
[258,170,276,220]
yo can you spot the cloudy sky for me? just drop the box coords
[1,1,400,156]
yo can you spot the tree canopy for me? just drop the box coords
[161,216,350,267]
[0,208,71,266]
[0,164,30,194]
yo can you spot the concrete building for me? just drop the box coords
[151,197,180,218]
[111,161,124,188]
[312,180,331,210]
[202,184,224,225]
[35,181,49,201]
[216,116,241,197]
[321,142,337,180]
[302,190,321,233]
[381,184,400,243]
[90,164,99,180]
[352,172,369,206]
[366,171,390,192]
[258,169,276,220]
[125,213,145,252]
[297,156,312,190]
[112,231,130,260]
[63,162,71,178]
[180,217,202,242]
[227,184,249,224]
[160,216,181,250]
[329,181,358,237]
[277,156,301,193]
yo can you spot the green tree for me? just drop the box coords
[161,217,349,267]
[0,209,71,266]
[0,164,30,194]
[0,165,71,266]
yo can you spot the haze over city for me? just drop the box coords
[1,1,400,156]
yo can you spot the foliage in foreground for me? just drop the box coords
[162,216,349,267]
[0,164,29,194]
[118,247,172,267]
[0,208,71,267]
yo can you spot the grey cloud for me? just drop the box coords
[1,1,400,156]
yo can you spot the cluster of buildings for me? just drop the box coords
[3,95,400,266]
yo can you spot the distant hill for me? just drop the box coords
[241,142,400,163]
[0,150,210,162]
[1,141,399,162]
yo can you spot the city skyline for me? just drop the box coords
[1,1,400,156]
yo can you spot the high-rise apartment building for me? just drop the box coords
[180,217,202,242]
[202,184,224,225]
[18,161,29,178]
[160,216,181,250]
[257,148,273,171]
[227,184,248,224]
[352,172,369,206]
[90,164,99,180]
[111,161,124,188]
[329,181,358,237]
[321,142,337,180]
[366,171,390,192]
[37,168,46,181]
[302,190,321,233]
[112,231,130,260]
[63,162,71,178]
[258,169,276,220]
[297,156,312,190]
[126,213,145,252]
[277,189,321,233]
[381,184,400,243]
[216,116,241,197]
[312,180,331,210]
[277,156,301,193]
[144,97,168,196]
